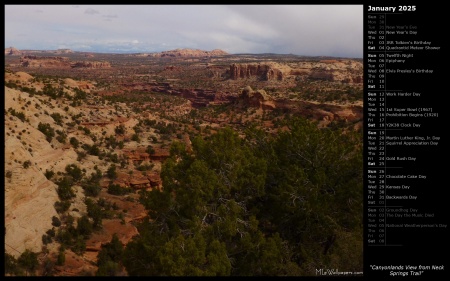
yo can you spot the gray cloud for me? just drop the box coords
[85,8,99,15]
[5,5,363,58]
[103,14,118,19]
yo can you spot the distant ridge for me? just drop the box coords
[6,47,228,57]
[149,48,228,58]
[4,47,74,55]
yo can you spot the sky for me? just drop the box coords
[5,5,363,58]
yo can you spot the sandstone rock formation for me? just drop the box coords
[229,63,284,81]
[5,88,62,257]
[3,85,97,257]
[5,71,34,82]
[239,86,276,110]
[5,46,22,56]
[19,55,112,69]
[4,78,146,262]
[20,55,71,68]
[230,59,363,84]
[302,60,362,83]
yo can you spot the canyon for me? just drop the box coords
[4,47,363,276]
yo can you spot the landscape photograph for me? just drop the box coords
[4,5,364,276]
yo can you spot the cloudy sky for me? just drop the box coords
[5,5,363,58]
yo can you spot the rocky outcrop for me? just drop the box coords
[4,71,34,82]
[150,149,170,161]
[19,55,111,69]
[239,86,276,110]
[20,55,71,67]
[230,60,362,84]
[309,68,362,83]
[5,46,22,56]
[212,91,239,105]
[274,99,363,125]
[306,60,363,84]
[234,85,362,124]
[122,149,150,165]
[148,173,162,189]
[129,178,151,189]
[4,91,62,256]
[229,63,284,81]
[4,86,82,257]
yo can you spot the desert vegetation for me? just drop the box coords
[5,48,363,276]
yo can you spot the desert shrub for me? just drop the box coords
[54,200,71,213]
[107,184,131,196]
[37,122,55,142]
[45,170,55,180]
[22,160,32,169]
[51,216,61,227]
